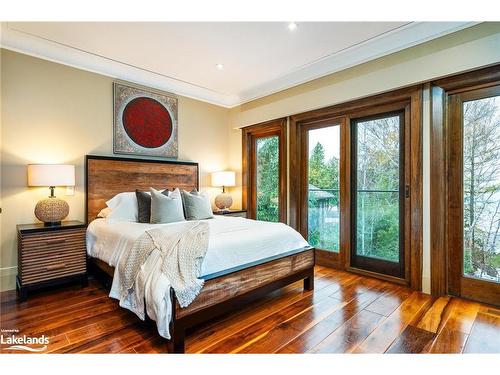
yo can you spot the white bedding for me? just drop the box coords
[86,216,309,278]
[86,216,309,339]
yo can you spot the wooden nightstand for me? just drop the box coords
[16,220,87,301]
[213,210,247,218]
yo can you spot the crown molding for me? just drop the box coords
[0,23,238,108]
[237,22,479,104]
[1,22,478,108]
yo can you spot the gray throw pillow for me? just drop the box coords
[135,189,168,223]
[150,188,185,224]
[181,190,214,220]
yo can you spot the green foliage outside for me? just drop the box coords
[306,118,401,262]
[354,116,401,262]
[255,100,500,279]
[462,97,500,282]
[308,142,340,251]
[256,136,279,222]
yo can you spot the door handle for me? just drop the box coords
[405,184,410,199]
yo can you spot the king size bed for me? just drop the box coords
[85,155,314,353]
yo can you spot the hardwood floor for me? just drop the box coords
[1,266,499,354]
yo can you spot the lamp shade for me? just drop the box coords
[27,164,75,187]
[211,171,235,187]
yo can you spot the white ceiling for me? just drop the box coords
[1,22,476,107]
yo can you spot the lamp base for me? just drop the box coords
[215,192,233,211]
[34,196,69,225]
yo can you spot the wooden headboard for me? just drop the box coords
[85,155,199,223]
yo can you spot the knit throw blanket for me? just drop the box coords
[117,221,210,318]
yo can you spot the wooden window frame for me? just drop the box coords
[430,64,500,302]
[290,86,423,290]
[242,118,287,223]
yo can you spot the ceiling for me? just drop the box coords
[1,22,476,107]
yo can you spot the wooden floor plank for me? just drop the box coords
[364,285,413,317]
[277,280,398,353]
[1,267,499,354]
[188,272,359,353]
[198,276,358,353]
[385,325,436,354]
[235,295,348,353]
[463,309,500,353]
[423,297,481,353]
[352,292,433,354]
[414,296,451,333]
[427,329,469,354]
[62,323,154,354]
[309,310,386,353]
[438,298,480,335]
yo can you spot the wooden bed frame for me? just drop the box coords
[85,154,315,353]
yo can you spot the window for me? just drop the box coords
[462,94,500,283]
[307,125,341,252]
[242,119,287,222]
[434,72,500,305]
[256,136,280,222]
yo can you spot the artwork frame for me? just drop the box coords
[113,81,178,158]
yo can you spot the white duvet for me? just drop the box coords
[86,216,309,338]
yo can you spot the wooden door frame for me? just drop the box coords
[290,85,423,290]
[296,117,346,269]
[430,65,500,298]
[242,118,287,223]
[430,64,500,299]
[349,109,409,280]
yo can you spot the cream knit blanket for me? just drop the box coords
[117,221,210,318]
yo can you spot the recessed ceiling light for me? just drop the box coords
[216,63,224,70]
[288,22,298,31]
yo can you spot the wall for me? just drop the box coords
[2,23,500,293]
[228,23,500,293]
[0,49,231,291]
[230,23,500,127]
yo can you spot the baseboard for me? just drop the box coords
[0,266,17,292]
[422,275,431,295]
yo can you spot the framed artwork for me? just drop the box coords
[113,81,178,158]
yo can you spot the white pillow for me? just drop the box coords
[97,207,112,218]
[105,192,138,223]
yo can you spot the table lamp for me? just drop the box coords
[27,164,75,226]
[211,171,236,211]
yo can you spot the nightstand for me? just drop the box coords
[213,209,247,218]
[16,220,87,301]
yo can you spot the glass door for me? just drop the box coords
[242,118,287,223]
[307,124,341,252]
[448,85,500,305]
[350,111,406,278]
[299,120,344,268]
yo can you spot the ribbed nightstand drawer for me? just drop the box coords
[20,229,84,249]
[17,223,87,289]
[21,259,86,285]
[22,248,86,268]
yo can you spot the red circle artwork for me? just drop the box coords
[122,97,173,148]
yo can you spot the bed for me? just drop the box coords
[85,154,315,353]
